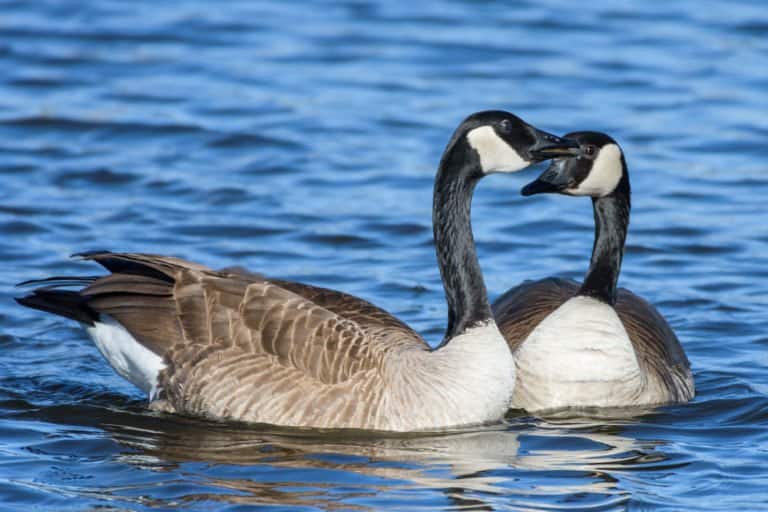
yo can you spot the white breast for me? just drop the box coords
[432,321,517,422]
[384,320,517,430]
[512,296,643,411]
[85,315,165,398]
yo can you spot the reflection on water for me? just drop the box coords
[2,0,768,509]
[113,419,522,509]
[14,399,681,510]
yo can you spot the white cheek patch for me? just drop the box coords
[466,126,528,174]
[568,143,623,197]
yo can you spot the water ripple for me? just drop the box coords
[0,0,766,510]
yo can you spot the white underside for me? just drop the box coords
[512,296,643,411]
[84,315,164,398]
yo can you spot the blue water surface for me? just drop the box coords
[1,1,767,510]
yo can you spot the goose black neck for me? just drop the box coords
[578,172,630,305]
[433,136,492,342]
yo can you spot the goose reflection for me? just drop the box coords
[108,416,520,508]
[91,408,670,510]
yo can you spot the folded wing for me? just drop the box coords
[38,251,429,426]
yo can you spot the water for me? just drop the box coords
[1,0,767,509]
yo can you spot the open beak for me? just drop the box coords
[521,158,572,196]
[529,128,580,160]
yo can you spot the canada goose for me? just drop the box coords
[493,131,694,412]
[17,111,578,431]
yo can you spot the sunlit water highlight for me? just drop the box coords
[1,1,767,510]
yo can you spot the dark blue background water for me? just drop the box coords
[1,1,767,510]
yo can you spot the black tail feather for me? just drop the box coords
[16,275,100,289]
[73,251,176,283]
[15,289,98,325]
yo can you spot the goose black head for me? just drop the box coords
[444,111,579,177]
[521,131,628,198]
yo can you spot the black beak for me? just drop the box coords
[529,128,580,160]
[521,158,573,196]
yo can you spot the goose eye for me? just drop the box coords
[499,119,511,132]
[584,145,597,156]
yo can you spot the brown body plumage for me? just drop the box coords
[74,252,433,429]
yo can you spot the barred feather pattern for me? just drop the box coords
[56,252,513,431]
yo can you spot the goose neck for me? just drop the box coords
[433,139,492,342]
[579,175,630,305]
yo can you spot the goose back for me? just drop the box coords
[215,267,422,339]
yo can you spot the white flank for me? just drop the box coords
[84,315,165,397]
[569,143,622,197]
[513,296,643,411]
[466,126,528,174]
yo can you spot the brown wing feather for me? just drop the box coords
[80,272,183,356]
[614,289,693,401]
[268,279,422,340]
[220,267,421,340]
[74,252,211,356]
[72,253,427,419]
[77,251,424,355]
[158,267,427,423]
[166,272,402,383]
